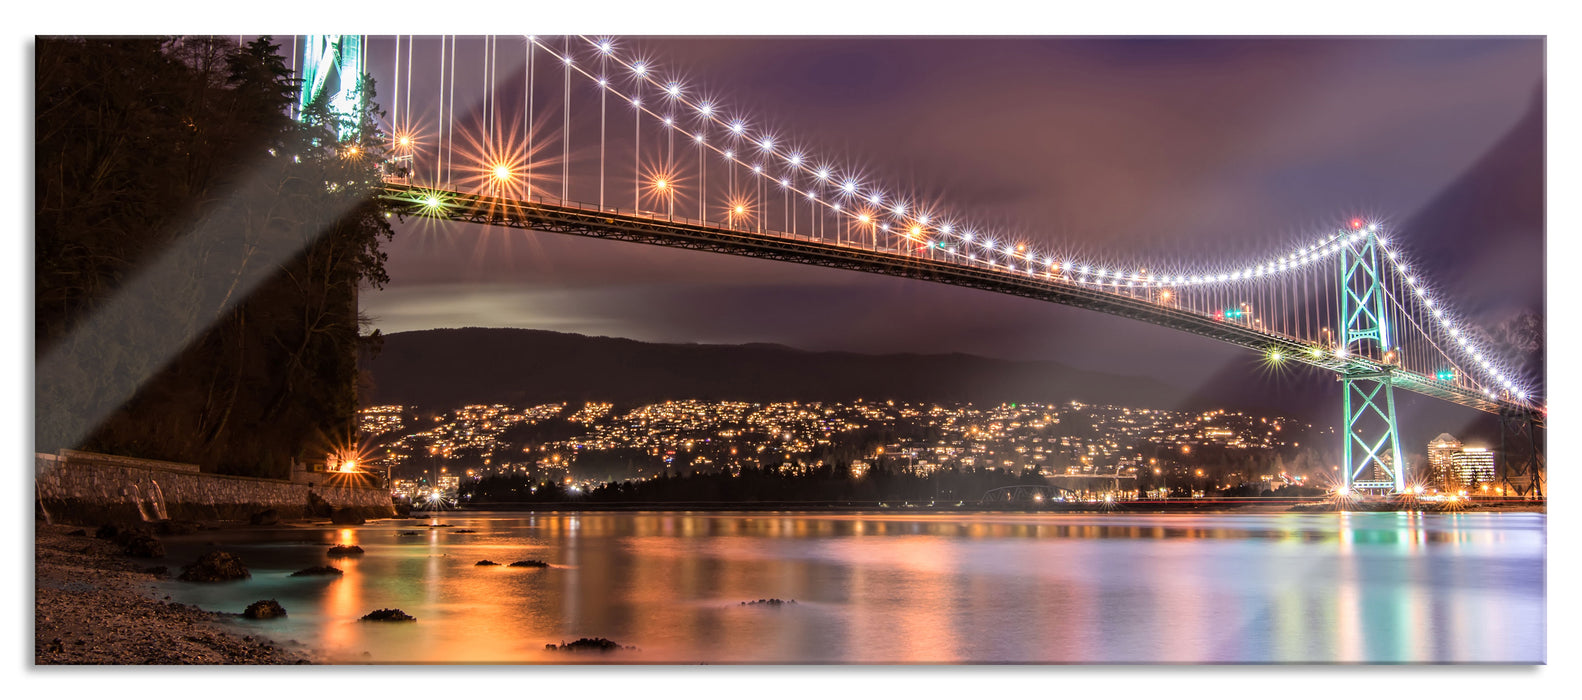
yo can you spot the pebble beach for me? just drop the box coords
[33,522,315,665]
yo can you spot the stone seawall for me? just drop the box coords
[35,452,395,525]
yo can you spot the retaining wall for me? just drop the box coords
[34,451,396,525]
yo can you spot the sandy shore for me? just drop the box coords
[33,522,316,665]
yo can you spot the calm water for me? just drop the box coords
[154,510,1545,664]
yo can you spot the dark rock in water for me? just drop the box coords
[178,551,250,582]
[249,509,281,526]
[452,529,478,534]
[155,520,199,536]
[289,565,343,577]
[110,524,154,548]
[67,529,87,537]
[740,598,797,606]
[243,599,287,620]
[398,531,422,537]
[475,560,502,566]
[121,534,165,558]
[550,637,632,652]
[330,509,365,526]
[427,523,453,528]
[393,503,413,517]
[142,565,169,576]
[326,545,364,558]
[508,560,549,568]
[360,608,416,622]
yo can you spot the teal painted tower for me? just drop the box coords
[1337,225,1406,494]
[298,35,365,138]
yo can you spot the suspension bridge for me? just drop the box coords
[289,34,1544,498]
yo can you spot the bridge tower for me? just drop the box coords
[1338,229,1406,495]
[297,35,366,138]
[1498,407,1544,499]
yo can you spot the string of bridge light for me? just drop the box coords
[532,35,1375,291]
[1374,234,1528,402]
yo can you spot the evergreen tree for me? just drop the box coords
[36,36,392,476]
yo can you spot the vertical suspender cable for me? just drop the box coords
[393,35,401,149]
[436,35,445,185]
[527,37,534,196]
[634,89,641,210]
[563,37,570,202]
[405,36,414,143]
[481,36,490,154]
[448,36,456,186]
[599,55,606,210]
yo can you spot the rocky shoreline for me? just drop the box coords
[34,522,316,664]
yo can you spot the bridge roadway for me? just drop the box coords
[381,183,1537,422]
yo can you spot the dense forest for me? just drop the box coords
[36,37,393,477]
[459,463,1327,505]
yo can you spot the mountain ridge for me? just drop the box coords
[362,326,1214,412]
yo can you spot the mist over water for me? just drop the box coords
[154,511,1544,663]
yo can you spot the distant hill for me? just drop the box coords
[362,327,1201,411]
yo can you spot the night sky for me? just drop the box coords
[356,35,1544,444]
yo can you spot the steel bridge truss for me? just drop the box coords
[1340,370,1406,493]
[1337,234,1407,493]
[1499,407,1545,498]
[298,34,366,138]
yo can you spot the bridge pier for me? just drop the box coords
[1499,407,1545,499]
[1341,370,1406,494]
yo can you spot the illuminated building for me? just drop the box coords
[1427,433,1461,488]
[1451,447,1496,487]
[437,475,461,496]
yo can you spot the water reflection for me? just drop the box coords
[154,511,1545,664]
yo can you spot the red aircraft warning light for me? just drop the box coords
[1350,218,1364,229]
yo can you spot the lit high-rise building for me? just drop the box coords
[1452,447,1496,487]
[1427,433,1462,488]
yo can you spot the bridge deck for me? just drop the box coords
[380,183,1537,421]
